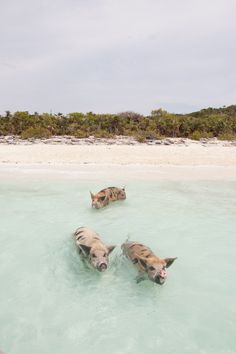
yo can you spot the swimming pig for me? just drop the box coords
[122,241,177,284]
[90,187,126,209]
[74,227,116,272]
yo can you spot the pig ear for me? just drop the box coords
[101,195,109,201]
[164,257,177,268]
[107,245,116,254]
[90,191,95,199]
[79,244,91,256]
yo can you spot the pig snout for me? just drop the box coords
[92,202,101,209]
[154,269,167,285]
[97,262,107,272]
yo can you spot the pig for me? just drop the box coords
[122,241,177,284]
[74,226,116,272]
[90,186,126,209]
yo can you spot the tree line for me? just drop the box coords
[0,105,236,141]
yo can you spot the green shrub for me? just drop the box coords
[21,127,52,139]
[190,131,214,140]
[144,131,162,140]
[74,130,90,138]
[93,130,114,138]
[218,133,236,141]
[134,134,146,143]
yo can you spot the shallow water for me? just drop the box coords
[0,177,236,354]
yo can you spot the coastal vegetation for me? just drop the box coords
[0,105,236,141]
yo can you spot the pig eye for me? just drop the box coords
[103,253,106,257]
[92,253,96,257]
[100,196,106,201]
[149,266,155,271]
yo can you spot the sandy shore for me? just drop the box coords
[0,144,236,180]
[0,144,236,165]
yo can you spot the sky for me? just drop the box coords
[0,0,235,115]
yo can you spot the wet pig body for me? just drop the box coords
[74,226,116,272]
[122,241,177,284]
[90,187,126,209]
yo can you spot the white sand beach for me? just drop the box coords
[0,143,236,180]
[1,143,236,165]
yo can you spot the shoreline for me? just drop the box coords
[1,163,236,181]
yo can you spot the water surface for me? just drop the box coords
[0,177,236,354]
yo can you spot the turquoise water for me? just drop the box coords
[0,176,236,354]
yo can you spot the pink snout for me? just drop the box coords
[98,263,107,272]
[159,269,167,279]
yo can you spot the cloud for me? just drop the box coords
[0,0,235,114]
